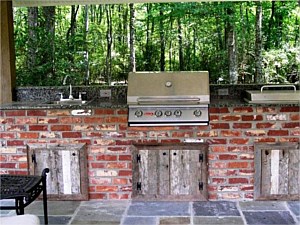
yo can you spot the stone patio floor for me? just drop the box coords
[0,200,299,225]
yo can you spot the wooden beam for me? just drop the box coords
[0,1,16,104]
[13,0,267,7]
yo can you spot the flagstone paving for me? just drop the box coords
[0,200,299,225]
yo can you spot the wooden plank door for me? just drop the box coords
[27,144,88,200]
[254,142,299,200]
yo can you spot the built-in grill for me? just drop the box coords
[127,71,210,126]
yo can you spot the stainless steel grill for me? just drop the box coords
[127,71,210,126]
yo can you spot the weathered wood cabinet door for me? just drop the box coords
[27,144,88,200]
[254,142,299,200]
[132,144,208,200]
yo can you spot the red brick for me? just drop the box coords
[29,125,48,131]
[62,132,82,138]
[120,186,132,192]
[221,115,241,121]
[27,110,47,116]
[0,118,14,124]
[6,125,26,131]
[84,117,105,123]
[107,147,127,152]
[228,162,249,168]
[5,110,26,116]
[212,178,226,184]
[105,116,127,123]
[48,110,70,116]
[232,123,251,129]
[211,162,227,168]
[268,130,288,136]
[19,132,39,139]
[290,114,300,121]
[95,185,118,192]
[112,178,128,185]
[119,170,132,176]
[233,107,253,113]
[106,162,127,169]
[256,122,275,128]
[245,130,266,136]
[0,155,7,161]
[209,115,219,121]
[94,109,114,115]
[38,117,59,124]
[209,107,230,113]
[109,193,130,199]
[7,140,24,146]
[242,115,263,121]
[15,117,38,124]
[255,137,276,142]
[116,109,128,115]
[240,185,254,191]
[219,154,238,160]
[90,163,106,168]
[210,123,230,129]
[211,146,227,152]
[0,163,17,168]
[239,169,254,176]
[96,155,118,161]
[89,193,107,199]
[19,162,28,169]
[0,133,16,138]
[280,106,299,112]
[207,139,227,144]
[229,138,249,145]
[279,137,299,142]
[220,130,241,137]
[197,131,218,137]
[291,130,300,136]
[161,139,181,144]
[257,107,276,113]
[228,178,248,184]
[119,155,131,161]
[282,122,300,128]
[172,131,193,138]
[60,117,82,123]
[51,125,72,131]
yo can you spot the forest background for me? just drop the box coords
[13,1,300,86]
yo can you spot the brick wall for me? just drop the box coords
[0,105,299,200]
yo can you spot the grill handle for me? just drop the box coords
[137,97,201,104]
[260,85,296,92]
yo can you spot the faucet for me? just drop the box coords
[63,75,73,99]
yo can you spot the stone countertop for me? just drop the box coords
[0,98,299,110]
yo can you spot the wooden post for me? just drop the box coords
[0,1,16,104]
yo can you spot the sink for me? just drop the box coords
[244,85,300,104]
[41,99,88,105]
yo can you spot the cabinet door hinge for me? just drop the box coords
[137,154,141,163]
[199,182,204,190]
[31,153,37,164]
[137,182,142,190]
[199,153,203,162]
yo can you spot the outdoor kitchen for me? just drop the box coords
[0,71,299,202]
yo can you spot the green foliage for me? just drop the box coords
[13,2,299,86]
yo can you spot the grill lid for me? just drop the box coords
[127,71,210,105]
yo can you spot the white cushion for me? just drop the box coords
[1,214,40,225]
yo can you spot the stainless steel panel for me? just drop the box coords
[127,71,209,104]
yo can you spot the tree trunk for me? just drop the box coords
[27,7,38,74]
[266,1,275,50]
[105,5,113,84]
[226,6,238,84]
[42,6,55,81]
[129,3,136,72]
[159,6,165,71]
[254,1,263,83]
[178,17,184,71]
[84,5,89,85]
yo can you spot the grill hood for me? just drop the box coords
[127,71,210,105]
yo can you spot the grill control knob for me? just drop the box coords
[194,109,202,117]
[174,110,182,117]
[155,110,163,117]
[165,111,172,117]
[135,110,143,117]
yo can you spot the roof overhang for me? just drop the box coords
[12,0,271,7]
